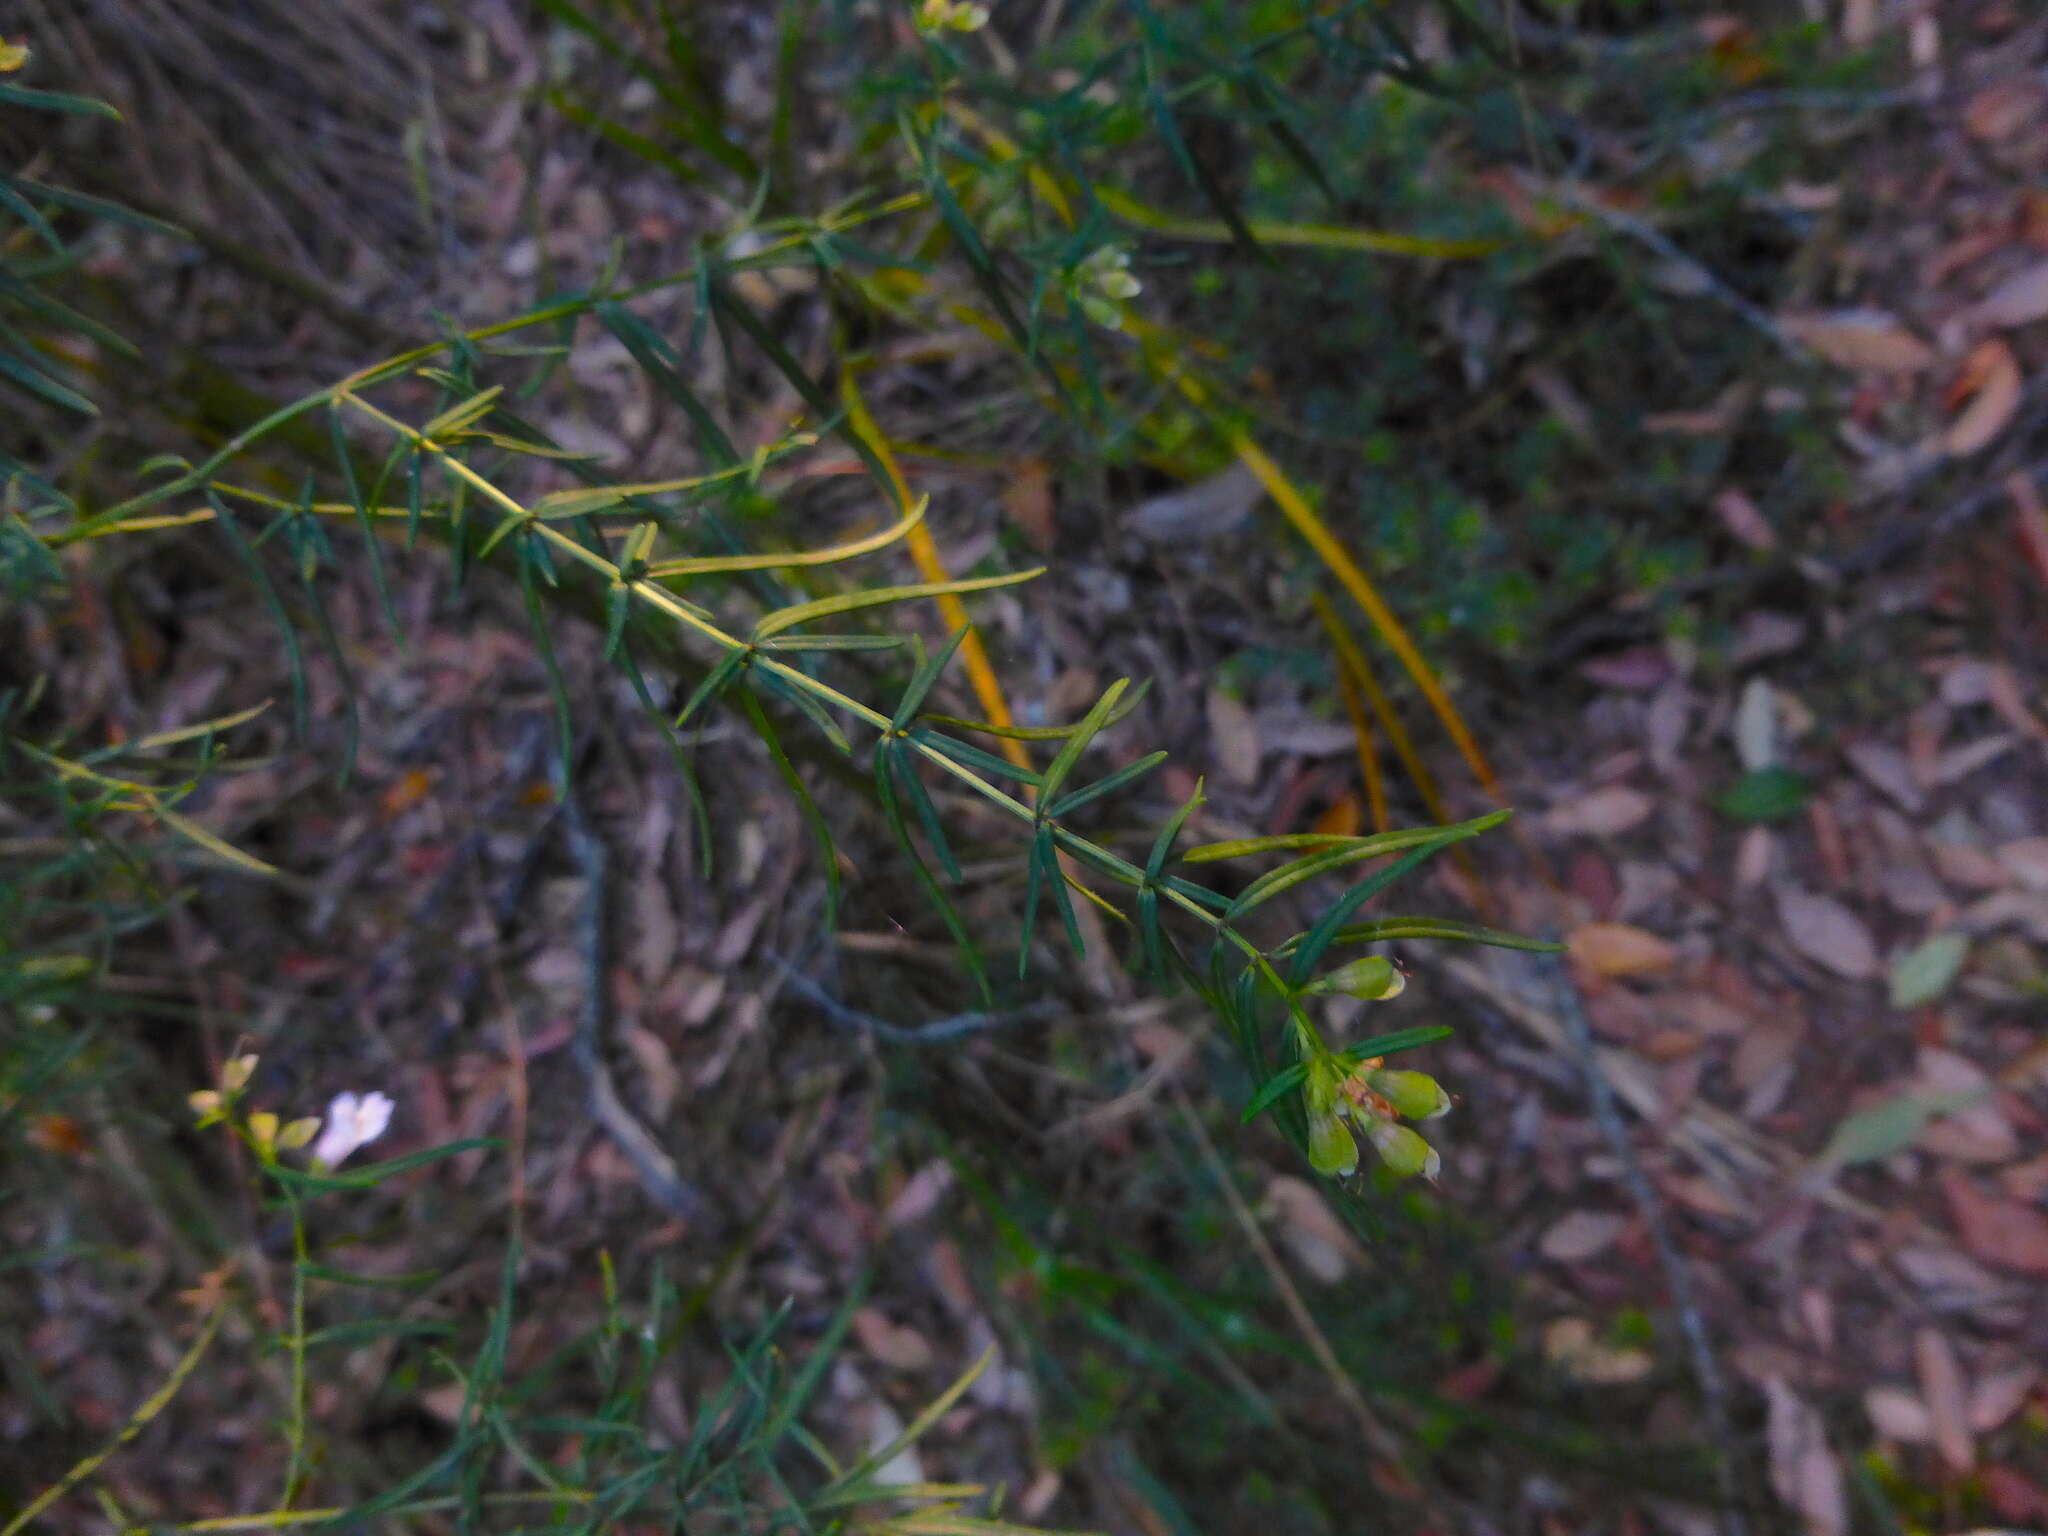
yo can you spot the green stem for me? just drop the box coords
[281,1185,310,1507]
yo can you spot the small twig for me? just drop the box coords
[560,786,702,1222]
[1,1300,229,1536]
[770,953,1056,1044]
[1832,445,2048,578]
[1540,951,1749,1536]
[1558,188,1808,363]
[1169,1083,1410,1467]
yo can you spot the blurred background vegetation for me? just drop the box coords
[7,3,2048,1534]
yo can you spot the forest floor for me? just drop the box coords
[9,4,2048,1533]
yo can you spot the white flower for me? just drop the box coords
[309,1091,394,1168]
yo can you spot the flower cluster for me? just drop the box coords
[1071,245,1142,329]
[1292,953,1446,1181]
[914,0,989,34]
[1305,1056,1449,1181]
[189,1053,393,1170]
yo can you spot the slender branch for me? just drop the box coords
[1542,952,1749,1536]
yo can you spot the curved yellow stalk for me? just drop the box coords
[840,371,1033,776]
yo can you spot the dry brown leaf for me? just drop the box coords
[1125,463,1262,542]
[852,1307,934,1372]
[1934,734,2017,786]
[1663,991,1750,1036]
[1539,1210,1628,1262]
[1736,825,1777,889]
[1944,337,2024,457]
[2000,1152,2048,1203]
[1002,457,1056,553]
[1765,1378,1848,1536]
[882,1161,954,1230]
[1893,1245,2025,1325]
[1570,922,1679,977]
[1206,687,1262,788]
[1781,309,1936,373]
[1943,1170,2048,1276]
[1542,1317,1655,1385]
[1964,76,2048,142]
[1929,840,2012,891]
[1864,1385,1933,1443]
[1915,1326,1976,1474]
[1914,1047,2018,1164]
[2011,471,2048,590]
[1731,610,1807,666]
[1844,740,1924,814]
[1973,260,2048,329]
[1713,487,1779,550]
[1546,785,1654,838]
[1265,1175,1368,1284]
[1774,885,1879,980]
[622,1026,681,1119]
[1969,1361,2038,1432]
[1995,837,2048,891]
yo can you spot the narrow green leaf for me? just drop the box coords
[1186,812,1512,865]
[1040,678,1130,809]
[1288,917,1565,956]
[518,550,575,779]
[647,496,930,577]
[676,652,747,728]
[330,403,402,646]
[546,88,701,184]
[1335,1024,1454,1066]
[603,582,632,660]
[1225,812,1510,920]
[0,178,63,253]
[757,634,903,653]
[923,679,1150,741]
[420,386,505,440]
[752,569,1042,640]
[1239,1061,1312,1124]
[890,744,962,883]
[6,176,184,236]
[892,626,971,730]
[0,83,120,117]
[1286,831,1482,987]
[1041,824,1085,958]
[264,1137,502,1193]
[0,351,95,415]
[754,666,851,756]
[1048,750,1168,819]
[737,687,839,929]
[1146,779,1206,882]
[155,807,278,876]
[874,740,987,1002]
[915,729,1045,789]
[404,448,425,548]
[204,490,305,733]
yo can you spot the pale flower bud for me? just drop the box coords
[1306,956,1405,1001]
[1368,1068,1450,1121]
[1307,1112,1359,1178]
[1368,1123,1440,1181]
[221,1054,259,1092]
